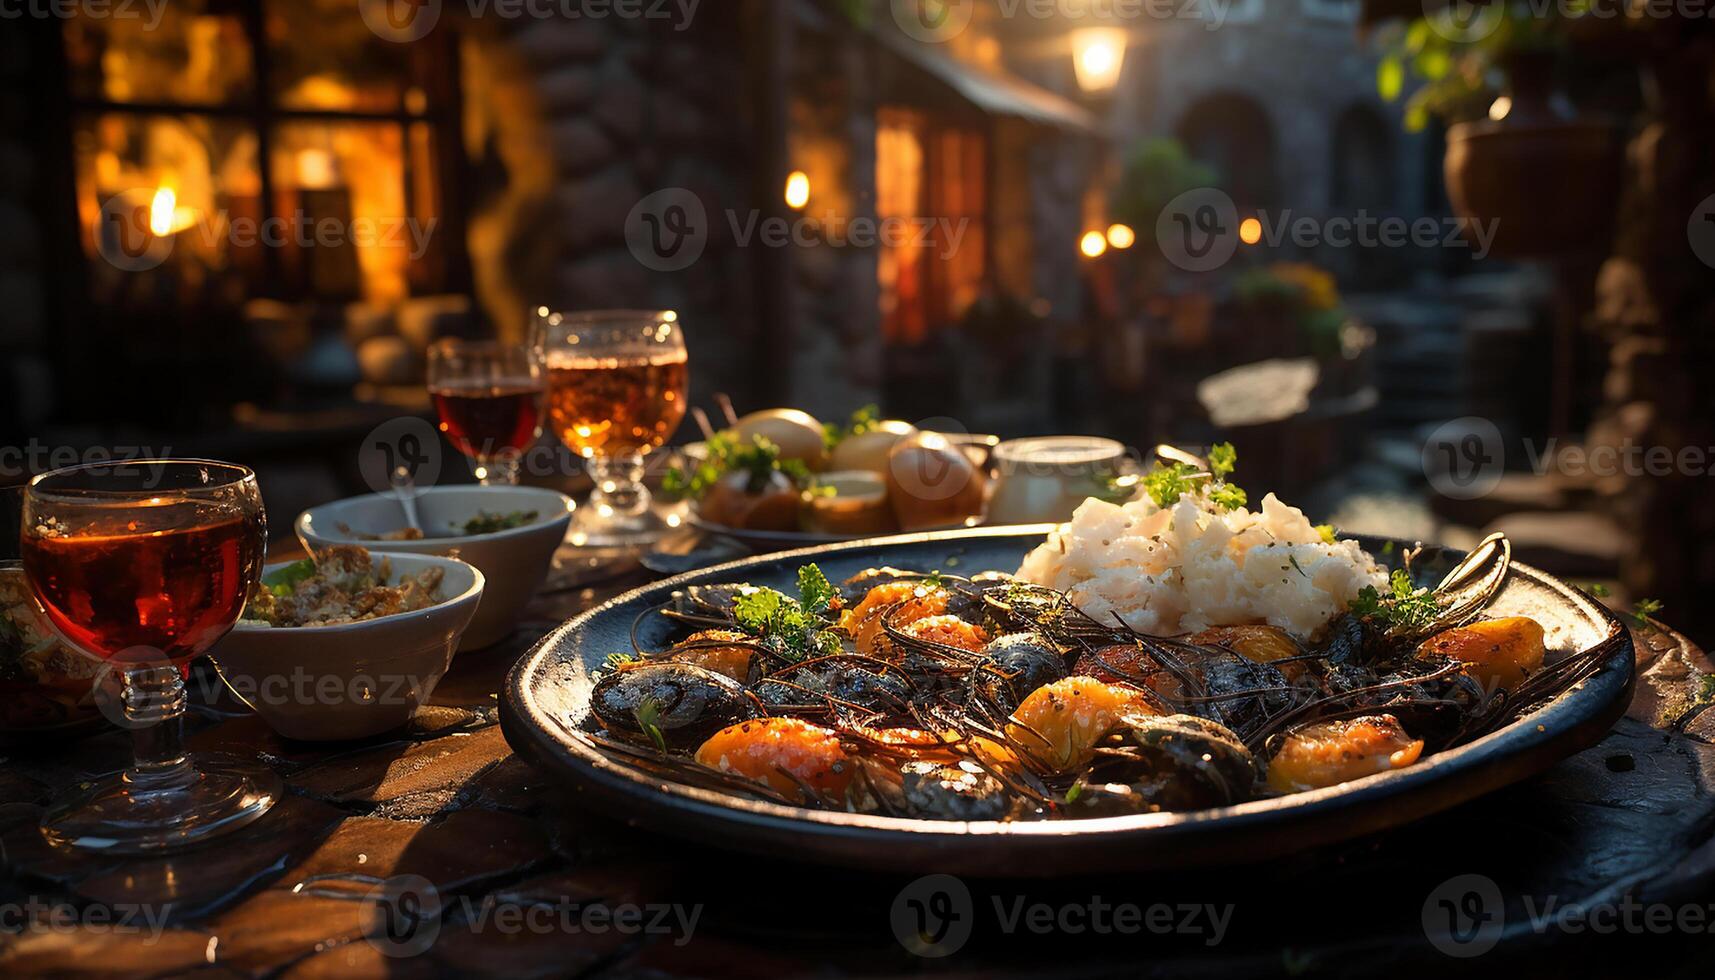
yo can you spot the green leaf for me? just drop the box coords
[1207,483,1247,512]
[733,588,785,636]
[797,563,835,616]
[1630,598,1663,630]
[1378,56,1405,102]
[1207,442,1237,479]
[263,559,317,597]
[634,697,667,753]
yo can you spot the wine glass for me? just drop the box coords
[19,460,279,852]
[535,309,689,545]
[427,338,547,486]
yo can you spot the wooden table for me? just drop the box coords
[3,554,1713,978]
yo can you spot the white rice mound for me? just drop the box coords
[1016,491,1386,640]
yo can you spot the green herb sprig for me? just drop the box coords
[731,563,843,660]
[1142,442,1247,512]
[1349,569,1441,633]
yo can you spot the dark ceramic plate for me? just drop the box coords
[501,525,1635,875]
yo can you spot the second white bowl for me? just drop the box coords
[296,485,573,651]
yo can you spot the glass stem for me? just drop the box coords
[478,455,522,486]
[586,453,650,518]
[123,665,190,781]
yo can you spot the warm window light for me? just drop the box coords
[148,186,177,237]
[1080,230,1108,258]
[1239,217,1263,245]
[784,171,810,210]
[1105,223,1135,249]
[1071,27,1128,93]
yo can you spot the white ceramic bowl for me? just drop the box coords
[210,554,484,741]
[296,485,573,651]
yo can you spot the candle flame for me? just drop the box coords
[149,187,177,237]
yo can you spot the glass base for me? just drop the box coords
[40,753,280,854]
[564,506,669,548]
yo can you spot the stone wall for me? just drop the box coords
[0,23,52,442]
[461,8,764,411]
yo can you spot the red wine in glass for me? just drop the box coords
[427,340,546,485]
[431,380,546,465]
[21,501,261,667]
[18,460,278,854]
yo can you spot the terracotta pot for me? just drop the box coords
[1443,50,1622,260]
[1444,119,1621,260]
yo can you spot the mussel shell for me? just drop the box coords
[754,664,914,714]
[592,663,755,746]
[1087,712,1259,810]
[669,583,761,618]
[898,760,1018,821]
[966,632,1068,713]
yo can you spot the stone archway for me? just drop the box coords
[1173,91,1280,211]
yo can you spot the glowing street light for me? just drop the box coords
[1071,28,1128,94]
[784,171,810,210]
[1105,223,1135,249]
[1080,230,1108,258]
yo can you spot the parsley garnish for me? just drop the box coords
[663,433,813,499]
[822,404,881,451]
[634,697,668,752]
[1582,582,1611,598]
[1207,442,1237,479]
[1142,442,1247,511]
[1064,778,1085,804]
[731,563,843,660]
[603,652,644,670]
[1349,569,1441,633]
[1630,598,1663,630]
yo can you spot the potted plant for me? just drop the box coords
[1109,139,1223,346]
[1378,4,1622,259]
